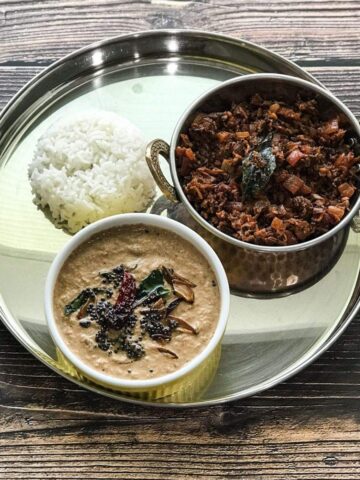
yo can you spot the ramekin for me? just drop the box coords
[44,213,230,400]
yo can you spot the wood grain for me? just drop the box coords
[1,66,360,114]
[0,0,359,65]
[0,0,360,478]
[0,318,360,479]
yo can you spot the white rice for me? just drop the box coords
[28,111,155,233]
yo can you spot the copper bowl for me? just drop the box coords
[146,74,360,296]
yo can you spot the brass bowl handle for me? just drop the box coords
[146,139,178,203]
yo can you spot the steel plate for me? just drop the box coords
[0,29,359,407]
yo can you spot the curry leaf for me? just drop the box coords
[136,269,170,300]
[64,290,94,316]
[64,288,109,316]
[242,134,276,200]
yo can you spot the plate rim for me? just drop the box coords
[0,29,323,127]
[0,28,355,408]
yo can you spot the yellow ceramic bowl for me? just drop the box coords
[45,214,230,400]
[56,343,221,402]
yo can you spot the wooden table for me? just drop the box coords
[1,1,359,478]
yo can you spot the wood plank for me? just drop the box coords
[1,66,360,115]
[0,1,359,65]
[0,399,359,478]
[0,283,359,477]
[0,367,359,479]
[0,321,360,409]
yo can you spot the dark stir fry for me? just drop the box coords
[63,264,197,360]
[176,93,360,246]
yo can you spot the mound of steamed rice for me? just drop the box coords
[28,111,155,233]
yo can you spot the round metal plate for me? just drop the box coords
[0,30,359,407]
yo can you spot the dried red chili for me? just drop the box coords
[116,271,136,310]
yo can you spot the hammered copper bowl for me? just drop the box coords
[146,73,360,297]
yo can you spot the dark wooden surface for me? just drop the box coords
[1,1,360,478]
